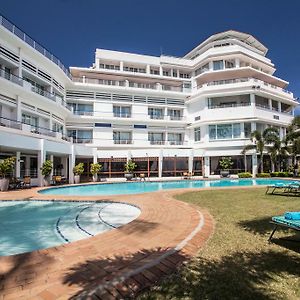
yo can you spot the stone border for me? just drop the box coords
[0,188,214,299]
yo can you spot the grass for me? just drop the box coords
[138,188,300,300]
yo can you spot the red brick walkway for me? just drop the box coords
[0,188,214,299]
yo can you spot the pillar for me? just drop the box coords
[188,150,193,173]
[204,156,210,177]
[268,98,272,110]
[16,96,22,122]
[15,151,21,178]
[120,61,124,71]
[37,140,46,186]
[235,58,240,68]
[49,155,54,177]
[61,156,68,177]
[68,145,75,184]
[146,64,150,74]
[25,156,30,176]
[252,153,258,177]
[278,101,282,113]
[158,150,163,178]
[241,122,245,139]
[159,66,163,76]
[250,94,255,107]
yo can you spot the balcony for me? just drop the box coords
[74,110,94,116]
[73,138,93,144]
[148,114,164,120]
[113,112,131,118]
[168,140,184,145]
[149,140,165,145]
[113,139,133,144]
[0,69,72,110]
[0,116,71,142]
[208,102,251,109]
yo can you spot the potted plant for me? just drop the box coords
[219,157,233,178]
[41,159,53,186]
[124,160,137,181]
[73,162,84,184]
[0,156,16,191]
[90,162,102,182]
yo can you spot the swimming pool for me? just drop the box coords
[0,200,140,256]
[39,178,295,196]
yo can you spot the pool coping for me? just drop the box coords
[0,187,215,299]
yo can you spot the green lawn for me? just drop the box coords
[138,188,300,300]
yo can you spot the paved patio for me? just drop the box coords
[0,186,214,299]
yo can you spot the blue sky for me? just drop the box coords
[1,0,299,110]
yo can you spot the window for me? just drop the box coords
[167,109,182,120]
[67,130,92,143]
[168,133,183,145]
[22,113,38,128]
[179,73,191,79]
[209,123,241,140]
[148,107,164,119]
[99,63,120,70]
[150,69,159,75]
[113,105,131,118]
[52,122,63,133]
[163,70,170,76]
[113,131,132,144]
[244,122,251,138]
[213,60,224,70]
[195,63,209,76]
[148,132,164,144]
[225,60,235,68]
[194,127,201,142]
[123,66,146,73]
[95,123,111,128]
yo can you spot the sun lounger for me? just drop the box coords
[269,213,300,242]
[265,181,300,195]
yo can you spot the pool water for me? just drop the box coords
[0,200,140,256]
[39,178,295,196]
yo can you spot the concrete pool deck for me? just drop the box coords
[0,186,214,300]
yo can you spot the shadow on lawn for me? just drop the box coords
[139,250,300,300]
[63,247,186,299]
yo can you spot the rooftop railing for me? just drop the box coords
[0,15,71,79]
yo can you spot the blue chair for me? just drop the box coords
[269,213,300,242]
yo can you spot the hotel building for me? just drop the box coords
[0,15,297,185]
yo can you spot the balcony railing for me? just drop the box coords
[113,113,131,118]
[73,138,93,144]
[0,116,70,141]
[0,15,71,78]
[149,140,165,145]
[74,110,94,116]
[113,139,133,144]
[149,114,164,120]
[199,77,294,96]
[208,102,251,109]
[168,140,184,145]
[0,68,71,110]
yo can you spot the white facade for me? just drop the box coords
[0,16,297,184]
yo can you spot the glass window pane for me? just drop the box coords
[217,124,232,139]
[209,125,216,140]
[233,123,241,138]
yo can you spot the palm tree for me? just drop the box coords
[284,116,300,171]
[242,127,280,173]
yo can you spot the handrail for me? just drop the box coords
[0,14,71,79]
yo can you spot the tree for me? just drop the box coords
[242,127,280,173]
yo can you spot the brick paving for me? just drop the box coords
[0,186,214,299]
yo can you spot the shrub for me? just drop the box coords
[256,173,271,178]
[0,156,16,178]
[40,160,53,177]
[270,172,279,177]
[238,172,252,178]
[124,160,137,173]
[90,163,102,175]
[219,157,234,170]
[73,163,84,176]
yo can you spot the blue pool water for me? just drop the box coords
[39,178,295,196]
[0,200,140,256]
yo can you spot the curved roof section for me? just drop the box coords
[184,30,268,59]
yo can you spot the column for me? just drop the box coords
[15,151,21,178]
[268,98,272,110]
[241,122,245,139]
[188,150,194,173]
[251,122,256,132]
[146,64,150,74]
[49,155,54,177]
[96,57,100,69]
[17,47,22,77]
[209,61,213,71]
[278,101,282,113]
[16,96,22,122]
[235,58,240,68]
[61,156,68,177]
[250,94,255,107]
[25,156,30,176]
[158,150,163,177]
[93,148,98,164]
[37,140,46,186]
[120,61,124,71]
[159,66,163,76]
[252,153,258,177]
[204,156,210,178]
[68,145,75,184]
